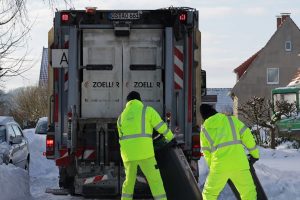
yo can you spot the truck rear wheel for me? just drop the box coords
[59,168,75,195]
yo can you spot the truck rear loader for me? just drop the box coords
[46,6,204,198]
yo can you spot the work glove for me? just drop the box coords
[248,154,259,165]
[167,138,178,147]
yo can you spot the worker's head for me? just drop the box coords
[200,104,218,121]
[127,91,141,102]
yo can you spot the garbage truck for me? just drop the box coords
[46,7,204,198]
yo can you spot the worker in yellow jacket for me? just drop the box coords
[199,104,259,200]
[117,91,174,200]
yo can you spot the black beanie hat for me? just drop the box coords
[200,104,218,121]
[127,91,141,102]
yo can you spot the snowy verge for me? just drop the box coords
[0,164,31,200]
[23,129,58,178]
[0,132,32,200]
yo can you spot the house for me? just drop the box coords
[203,88,233,114]
[231,13,300,117]
[202,94,217,108]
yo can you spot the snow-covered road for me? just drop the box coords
[1,128,300,200]
[26,129,84,200]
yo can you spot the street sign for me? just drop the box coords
[52,49,69,68]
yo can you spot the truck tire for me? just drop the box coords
[59,168,75,194]
[66,176,75,195]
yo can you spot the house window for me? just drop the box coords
[267,68,279,84]
[285,41,292,51]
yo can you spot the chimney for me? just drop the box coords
[276,16,282,28]
[277,13,291,29]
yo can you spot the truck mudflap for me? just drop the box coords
[154,138,202,200]
[80,173,121,198]
[228,163,268,200]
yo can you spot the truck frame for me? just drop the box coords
[46,7,203,198]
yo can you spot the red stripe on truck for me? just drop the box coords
[174,46,184,61]
[174,64,184,79]
[175,82,181,90]
[64,71,68,81]
[174,46,184,90]
[56,147,96,167]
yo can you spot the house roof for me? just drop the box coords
[202,95,217,103]
[288,69,300,86]
[233,50,261,79]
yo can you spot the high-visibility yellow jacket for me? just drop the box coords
[200,113,259,173]
[117,100,174,162]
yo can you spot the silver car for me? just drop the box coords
[0,116,30,171]
[35,117,48,135]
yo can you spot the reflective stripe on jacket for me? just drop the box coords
[200,113,259,173]
[117,100,173,162]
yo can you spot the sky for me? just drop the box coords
[3,0,300,91]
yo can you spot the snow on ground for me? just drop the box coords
[199,144,300,200]
[0,138,31,200]
[24,128,83,200]
[1,128,300,199]
[0,163,31,200]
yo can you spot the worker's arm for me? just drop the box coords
[117,115,123,137]
[236,119,260,159]
[150,107,174,142]
[200,128,212,168]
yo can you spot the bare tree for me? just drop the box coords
[238,96,297,149]
[0,0,76,82]
[0,0,33,80]
[44,0,74,10]
[0,89,7,115]
[9,85,48,126]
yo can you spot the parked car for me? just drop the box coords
[0,116,30,171]
[35,117,48,134]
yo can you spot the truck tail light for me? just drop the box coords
[46,135,55,157]
[67,111,72,120]
[191,135,201,160]
[179,12,187,23]
[61,13,69,22]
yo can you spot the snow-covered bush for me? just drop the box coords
[251,125,270,147]
[276,138,300,149]
[238,96,297,149]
